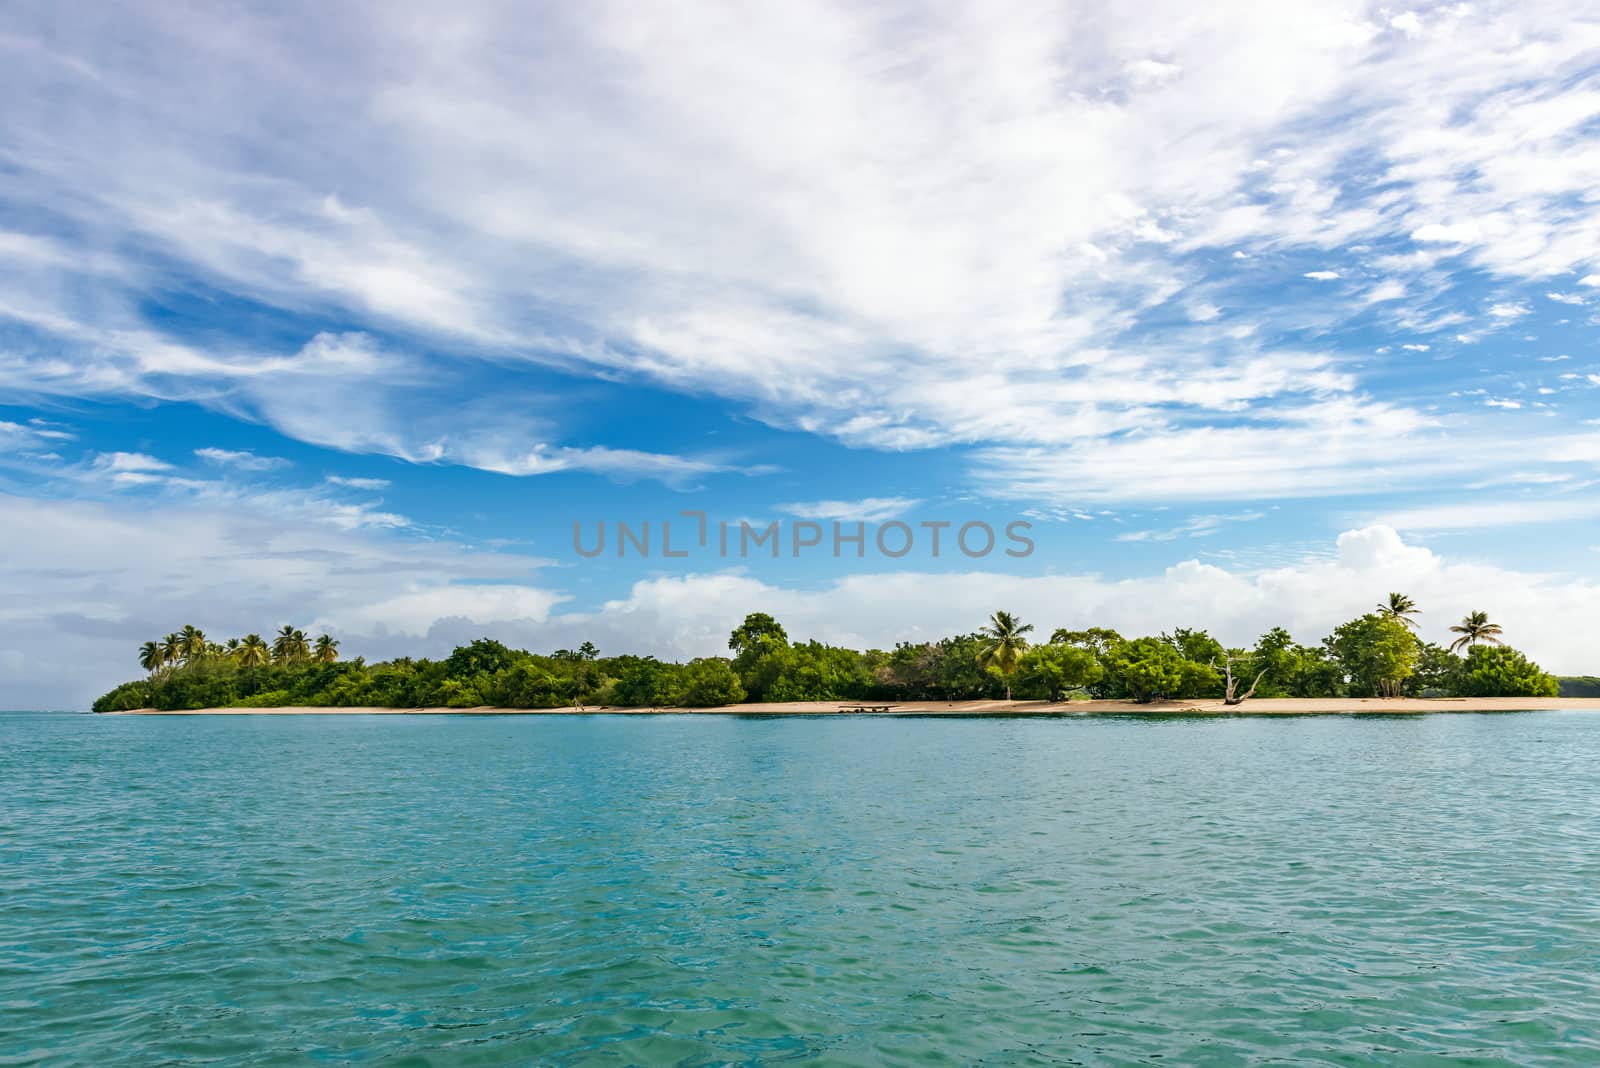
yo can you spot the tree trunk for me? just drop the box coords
[1220,654,1267,706]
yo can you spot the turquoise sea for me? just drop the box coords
[3,710,1598,1066]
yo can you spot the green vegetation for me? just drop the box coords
[93,596,1565,712]
[977,611,1033,700]
[1448,610,1505,652]
[1558,677,1600,698]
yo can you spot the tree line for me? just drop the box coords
[138,624,339,673]
[92,594,1560,712]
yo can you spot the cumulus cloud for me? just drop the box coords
[5,489,1593,707]
[549,526,1600,679]
[0,492,553,707]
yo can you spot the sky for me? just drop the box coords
[2,0,1599,707]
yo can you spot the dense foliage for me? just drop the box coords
[1559,676,1600,698]
[93,597,1564,712]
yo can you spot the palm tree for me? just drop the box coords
[160,632,182,667]
[178,624,208,663]
[138,640,165,675]
[237,634,271,668]
[314,634,340,663]
[1379,592,1421,629]
[272,625,310,663]
[1449,610,1504,653]
[977,610,1034,701]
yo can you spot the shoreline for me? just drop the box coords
[104,696,1600,716]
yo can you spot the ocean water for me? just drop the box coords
[2,710,1598,1066]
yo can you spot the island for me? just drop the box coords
[95,596,1583,715]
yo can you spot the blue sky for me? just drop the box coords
[3,1,1600,706]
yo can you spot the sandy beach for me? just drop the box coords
[107,696,1600,715]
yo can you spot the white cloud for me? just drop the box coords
[466,445,739,484]
[1409,221,1480,244]
[1374,497,1600,531]
[0,419,74,452]
[1123,59,1183,88]
[0,492,554,707]
[774,497,923,523]
[1303,270,1340,280]
[1116,510,1265,542]
[972,398,1468,503]
[0,0,1591,497]
[88,451,172,486]
[65,450,415,532]
[0,0,1596,513]
[1365,279,1407,303]
[325,475,392,490]
[1389,12,1424,38]
[194,447,289,471]
[1546,291,1587,305]
[556,526,1600,677]
[7,498,1595,707]
[93,452,170,473]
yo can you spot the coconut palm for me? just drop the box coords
[160,632,182,667]
[1449,610,1504,653]
[237,634,271,668]
[977,610,1034,700]
[178,624,208,663]
[314,634,340,663]
[272,625,310,663]
[138,640,165,675]
[1378,592,1421,629]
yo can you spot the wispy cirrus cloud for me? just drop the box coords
[1,0,1598,505]
[1370,497,1600,532]
[194,447,289,471]
[324,475,391,491]
[774,497,923,523]
[1117,511,1267,542]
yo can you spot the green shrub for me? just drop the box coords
[232,689,293,708]
[92,679,152,713]
[1457,645,1559,698]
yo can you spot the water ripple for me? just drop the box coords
[3,711,1599,1065]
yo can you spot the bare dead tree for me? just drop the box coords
[1218,652,1268,706]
